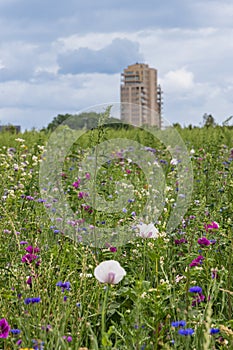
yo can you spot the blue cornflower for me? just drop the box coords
[24,297,41,304]
[210,328,220,334]
[24,298,31,305]
[10,329,21,334]
[178,328,194,336]
[31,297,41,303]
[171,320,186,327]
[189,286,202,293]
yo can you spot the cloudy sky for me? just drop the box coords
[0,0,233,130]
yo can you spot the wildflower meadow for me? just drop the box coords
[0,111,232,349]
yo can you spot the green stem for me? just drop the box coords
[101,285,109,339]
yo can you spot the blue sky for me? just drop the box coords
[0,0,233,129]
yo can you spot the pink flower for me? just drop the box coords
[0,318,10,338]
[94,260,126,284]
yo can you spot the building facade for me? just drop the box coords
[120,63,162,127]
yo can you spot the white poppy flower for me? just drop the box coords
[170,158,179,165]
[94,260,126,284]
[137,223,159,239]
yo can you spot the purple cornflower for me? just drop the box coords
[20,241,28,245]
[178,328,194,336]
[171,320,186,327]
[25,195,34,201]
[189,286,202,293]
[56,281,71,292]
[0,318,10,338]
[198,237,211,246]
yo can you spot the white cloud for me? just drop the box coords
[160,68,194,93]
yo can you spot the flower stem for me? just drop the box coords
[101,285,109,339]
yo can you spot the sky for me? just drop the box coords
[0,0,233,130]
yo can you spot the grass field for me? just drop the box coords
[0,121,232,349]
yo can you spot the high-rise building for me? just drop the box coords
[120,63,162,127]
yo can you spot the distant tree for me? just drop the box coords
[46,111,121,131]
[203,113,216,127]
[172,122,182,129]
[188,124,193,130]
[47,114,71,131]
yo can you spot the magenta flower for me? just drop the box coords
[21,253,38,263]
[175,238,188,245]
[25,245,40,253]
[109,246,117,252]
[198,237,211,246]
[190,255,204,267]
[63,335,72,342]
[204,221,219,231]
[72,179,81,188]
[0,318,10,338]
[78,192,88,199]
[26,276,32,285]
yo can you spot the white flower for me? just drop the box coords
[170,158,178,165]
[94,260,126,284]
[137,223,159,239]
